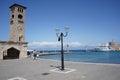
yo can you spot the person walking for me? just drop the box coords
[33,50,37,60]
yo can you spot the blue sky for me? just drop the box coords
[0,0,120,50]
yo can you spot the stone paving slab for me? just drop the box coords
[0,58,120,80]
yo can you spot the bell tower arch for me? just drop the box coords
[9,4,26,42]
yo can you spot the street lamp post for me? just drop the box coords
[55,27,69,70]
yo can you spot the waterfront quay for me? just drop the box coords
[0,58,120,80]
[38,52,60,56]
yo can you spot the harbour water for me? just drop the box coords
[39,50,120,64]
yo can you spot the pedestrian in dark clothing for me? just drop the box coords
[27,51,30,56]
[33,50,37,60]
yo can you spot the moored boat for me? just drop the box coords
[95,43,114,51]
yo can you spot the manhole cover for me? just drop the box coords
[42,73,50,76]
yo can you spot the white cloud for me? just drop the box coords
[67,42,81,47]
[28,41,81,50]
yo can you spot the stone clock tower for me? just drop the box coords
[9,4,26,42]
[0,4,28,60]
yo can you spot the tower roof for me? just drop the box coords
[9,3,27,9]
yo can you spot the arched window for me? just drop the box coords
[18,8,19,12]
[12,14,14,18]
[19,35,23,41]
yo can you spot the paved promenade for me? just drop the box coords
[0,58,120,80]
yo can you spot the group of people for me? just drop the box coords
[27,50,37,60]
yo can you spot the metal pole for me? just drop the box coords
[61,33,64,70]
[55,27,69,70]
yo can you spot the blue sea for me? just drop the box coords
[39,50,120,64]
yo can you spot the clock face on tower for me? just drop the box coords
[18,14,23,19]
[18,26,22,31]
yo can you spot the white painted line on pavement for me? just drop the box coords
[50,68,76,74]
[8,77,27,80]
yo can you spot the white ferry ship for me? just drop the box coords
[95,43,114,51]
